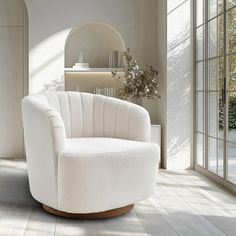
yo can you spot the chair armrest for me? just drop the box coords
[114,99,151,142]
[128,103,151,142]
[22,96,66,208]
[93,95,151,142]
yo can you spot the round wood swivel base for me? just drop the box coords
[42,204,134,219]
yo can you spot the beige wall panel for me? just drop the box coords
[0,0,24,26]
[0,28,24,157]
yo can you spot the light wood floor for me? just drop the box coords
[0,160,236,236]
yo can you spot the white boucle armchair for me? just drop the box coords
[22,91,159,219]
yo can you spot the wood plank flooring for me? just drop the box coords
[0,159,236,236]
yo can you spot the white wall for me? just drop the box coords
[166,0,193,169]
[24,0,158,122]
[156,0,193,169]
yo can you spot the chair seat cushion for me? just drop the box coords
[65,137,158,154]
[58,138,159,213]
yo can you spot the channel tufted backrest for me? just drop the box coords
[32,91,151,142]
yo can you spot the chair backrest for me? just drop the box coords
[32,91,151,141]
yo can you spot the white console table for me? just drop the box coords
[151,124,161,166]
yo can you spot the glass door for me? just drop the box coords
[207,0,224,177]
[194,0,236,185]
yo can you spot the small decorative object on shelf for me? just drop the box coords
[109,50,123,68]
[78,52,84,63]
[111,48,160,106]
[72,52,90,70]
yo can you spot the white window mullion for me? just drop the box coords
[205,0,209,169]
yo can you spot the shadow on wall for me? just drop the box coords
[167,22,192,169]
[43,74,65,92]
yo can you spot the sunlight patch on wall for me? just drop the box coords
[29,29,71,94]
[167,0,192,170]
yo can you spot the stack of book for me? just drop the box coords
[109,51,122,68]
[94,87,116,97]
[72,62,90,70]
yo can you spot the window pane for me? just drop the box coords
[196,133,204,166]
[196,0,204,26]
[227,0,236,9]
[208,15,224,58]
[197,92,204,132]
[227,75,236,182]
[209,0,224,19]
[218,140,224,177]
[228,55,236,91]
[227,8,236,54]
[209,138,217,173]
[208,138,223,176]
[227,142,236,184]
[196,61,204,90]
[227,56,236,134]
[208,57,224,91]
[228,92,236,136]
[196,25,204,60]
[208,92,224,139]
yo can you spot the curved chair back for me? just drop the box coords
[30,92,151,141]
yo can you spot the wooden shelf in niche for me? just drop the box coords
[64,68,123,73]
[65,68,124,97]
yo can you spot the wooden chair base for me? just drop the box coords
[42,204,134,219]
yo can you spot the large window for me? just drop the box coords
[194,0,236,184]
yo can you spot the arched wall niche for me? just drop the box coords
[65,22,125,68]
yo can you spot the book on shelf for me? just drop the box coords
[72,62,90,69]
[109,51,123,68]
[94,87,116,98]
[74,87,116,97]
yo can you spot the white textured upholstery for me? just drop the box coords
[22,92,159,213]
